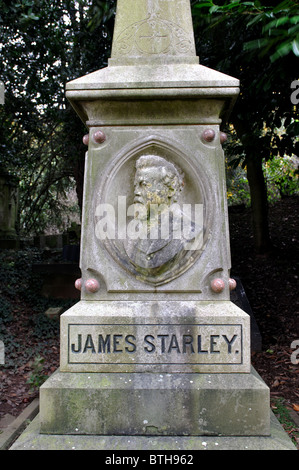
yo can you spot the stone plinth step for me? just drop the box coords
[10,412,296,451]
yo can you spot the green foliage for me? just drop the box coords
[0,336,22,369]
[193,0,299,62]
[192,1,299,251]
[0,248,76,370]
[265,155,299,202]
[271,397,299,446]
[0,297,13,333]
[243,0,299,62]
[226,163,251,207]
[31,312,60,339]
[0,248,41,301]
[26,355,47,391]
[192,0,299,148]
[192,0,299,182]
[0,0,116,235]
[0,248,75,315]
[227,155,299,206]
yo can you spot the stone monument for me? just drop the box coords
[11,0,296,450]
[0,171,19,249]
[0,81,4,105]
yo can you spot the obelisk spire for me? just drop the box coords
[110,0,198,65]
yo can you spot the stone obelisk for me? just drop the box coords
[10,0,296,450]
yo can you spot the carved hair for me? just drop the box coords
[136,155,184,199]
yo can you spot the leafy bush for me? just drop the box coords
[265,156,299,203]
[32,313,59,339]
[26,355,48,391]
[226,155,299,207]
[0,248,75,341]
[226,163,251,207]
[0,297,13,332]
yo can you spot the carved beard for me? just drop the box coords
[123,209,197,272]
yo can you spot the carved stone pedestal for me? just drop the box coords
[39,368,270,437]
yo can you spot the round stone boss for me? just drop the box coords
[85,278,100,293]
[92,134,216,287]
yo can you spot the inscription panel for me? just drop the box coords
[68,323,243,367]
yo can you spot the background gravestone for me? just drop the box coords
[10,0,296,450]
[0,340,4,365]
[0,81,4,105]
[0,82,19,249]
[0,171,19,248]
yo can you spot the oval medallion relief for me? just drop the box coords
[93,137,213,286]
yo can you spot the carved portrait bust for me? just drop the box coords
[123,155,202,282]
[94,137,210,288]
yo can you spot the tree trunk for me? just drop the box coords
[246,154,272,254]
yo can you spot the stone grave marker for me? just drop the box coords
[0,83,19,249]
[0,171,19,247]
[11,0,296,450]
[0,81,4,105]
[0,340,4,365]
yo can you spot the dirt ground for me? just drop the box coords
[0,196,298,446]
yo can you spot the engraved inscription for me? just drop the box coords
[68,324,243,365]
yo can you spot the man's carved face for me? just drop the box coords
[133,155,184,217]
[134,166,175,210]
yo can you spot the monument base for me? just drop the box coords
[60,300,251,374]
[38,367,269,437]
[10,412,296,451]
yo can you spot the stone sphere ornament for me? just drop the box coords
[202,128,215,143]
[211,278,225,293]
[220,132,227,144]
[93,129,106,144]
[229,278,237,291]
[74,278,82,291]
[85,278,100,293]
[83,134,89,146]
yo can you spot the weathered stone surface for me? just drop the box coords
[39,367,269,437]
[0,340,4,365]
[44,307,63,320]
[60,300,251,374]
[11,410,297,450]
[73,124,234,300]
[111,0,196,64]
[64,0,239,302]
[0,81,4,105]
[0,399,39,451]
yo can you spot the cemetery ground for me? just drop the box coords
[0,196,298,448]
